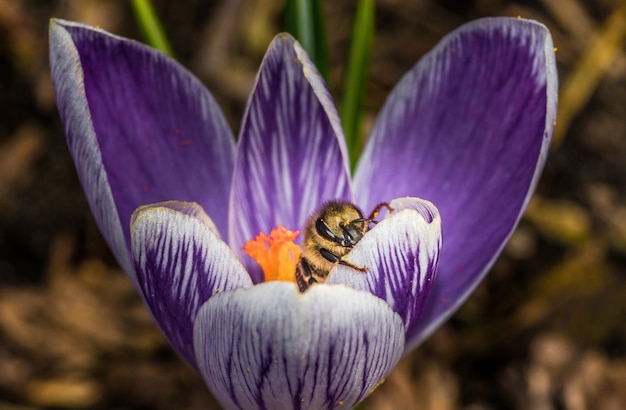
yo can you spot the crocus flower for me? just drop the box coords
[50,15,557,409]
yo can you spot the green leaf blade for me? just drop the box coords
[340,0,375,172]
[131,0,175,58]
[284,0,329,81]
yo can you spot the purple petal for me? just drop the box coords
[131,201,252,368]
[49,20,132,280]
[353,18,557,350]
[50,19,236,285]
[229,33,352,282]
[327,197,441,342]
[194,282,404,409]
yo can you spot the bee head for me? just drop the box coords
[315,202,368,248]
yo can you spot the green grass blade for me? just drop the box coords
[284,0,329,81]
[131,0,175,57]
[311,0,329,81]
[340,0,375,171]
[285,0,314,57]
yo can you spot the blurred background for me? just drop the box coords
[1,0,626,409]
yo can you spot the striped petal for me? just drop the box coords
[327,197,441,342]
[50,20,235,286]
[353,18,557,350]
[131,201,252,368]
[194,282,404,410]
[229,33,352,282]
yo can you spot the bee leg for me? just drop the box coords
[319,248,367,273]
[295,259,318,292]
[319,248,340,263]
[367,202,394,221]
[338,259,367,272]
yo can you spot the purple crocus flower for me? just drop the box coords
[50,16,557,409]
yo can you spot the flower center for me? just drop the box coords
[243,226,300,283]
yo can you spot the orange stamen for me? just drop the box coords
[243,226,300,283]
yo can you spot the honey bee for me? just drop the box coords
[295,200,392,292]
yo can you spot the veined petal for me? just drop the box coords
[50,19,236,286]
[327,197,441,342]
[131,201,252,369]
[194,282,404,410]
[354,18,557,350]
[49,19,132,281]
[229,33,352,282]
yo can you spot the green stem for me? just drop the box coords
[340,0,375,172]
[311,0,329,81]
[131,0,175,57]
[295,0,314,57]
[285,0,329,81]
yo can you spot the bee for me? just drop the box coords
[295,200,392,292]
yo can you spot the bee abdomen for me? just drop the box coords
[295,258,326,292]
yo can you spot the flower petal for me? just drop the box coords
[50,19,236,285]
[194,282,404,410]
[353,18,557,349]
[49,20,132,280]
[131,201,252,368]
[327,197,441,341]
[229,33,352,282]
